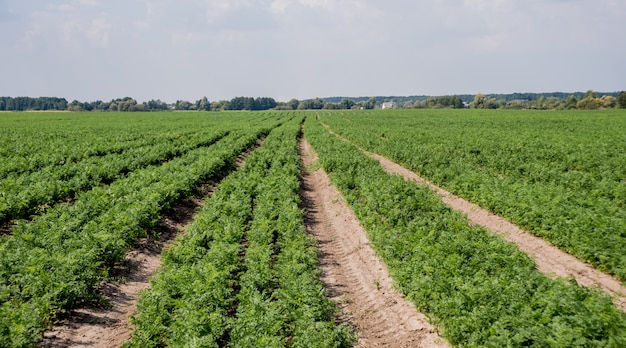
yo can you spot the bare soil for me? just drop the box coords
[320,122,626,311]
[39,139,265,347]
[369,153,626,312]
[39,198,202,348]
[300,137,449,347]
[0,221,13,236]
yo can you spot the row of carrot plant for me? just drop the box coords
[0,129,230,224]
[0,113,214,179]
[126,117,354,347]
[318,109,626,282]
[0,116,282,347]
[305,115,626,347]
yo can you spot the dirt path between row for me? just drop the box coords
[320,123,626,312]
[39,198,202,348]
[39,139,265,348]
[300,137,449,348]
[370,153,626,312]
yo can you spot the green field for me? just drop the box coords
[305,111,626,346]
[318,109,626,281]
[1,110,626,347]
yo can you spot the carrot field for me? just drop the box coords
[317,109,626,282]
[1,110,625,347]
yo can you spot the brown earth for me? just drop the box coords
[39,198,202,348]
[300,137,450,348]
[0,221,12,236]
[39,138,265,347]
[321,122,626,312]
[371,152,626,311]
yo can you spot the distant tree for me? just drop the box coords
[117,98,138,111]
[0,96,66,111]
[300,98,325,110]
[313,98,326,109]
[584,90,597,99]
[224,97,276,111]
[243,97,256,110]
[211,100,229,111]
[562,95,579,110]
[451,96,464,109]
[617,91,626,109]
[418,97,433,108]
[366,97,376,109]
[575,90,608,110]
[197,96,210,111]
[12,97,29,111]
[81,101,94,111]
[253,97,277,110]
[429,95,464,108]
[471,93,487,108]
[354,97,376,110]
[339,98,355,109]
[67,100,82,112]
[228,97,253,110]
[286,98,300,110]
[505,100,528,109]
[119,101,130,112]
[576,97,601,110]
[146,99,168,111]
[529,96,547,110]
[601,95,616,108]
[470,94,502,109]
[490,98,503,109]
[133,103,146,112]
[174,100,192,110]
[544,97,561,109]
[56,98,69,110]
[5,98,14,110]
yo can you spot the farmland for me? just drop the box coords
[1,109,626,347]
[317,109,626,281]
[0,112,291,346]
[305,111,626,346]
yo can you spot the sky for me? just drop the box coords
[0,0,624,103]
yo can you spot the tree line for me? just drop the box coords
[0,97,68,111]
[466,91,626,110]
[0,96,372,112]
[1,92,625,112]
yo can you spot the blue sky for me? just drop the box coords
[0,0,624,102]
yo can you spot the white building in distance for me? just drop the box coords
[381,101,396,109]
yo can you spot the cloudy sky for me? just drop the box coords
[0,0,624,102]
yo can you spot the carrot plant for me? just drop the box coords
[0,117,280,347]
[0,112,206,179]
[126,116,354,347]
[306,115,626,347]
[319,109,626,283]
[0,129,228,224]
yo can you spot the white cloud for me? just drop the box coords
[269,0,291,15]
[78,0,100,7]
[469,32,509,51]
[205,0,235,22]
[20,2,112,51]
[86,17,110,47]
[1,0,625,101]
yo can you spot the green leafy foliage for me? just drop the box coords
[305,114,626,347]
[0,129,228,224]
[0,112,283,347]
[319,109,626,282]
[126,116,354,347]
